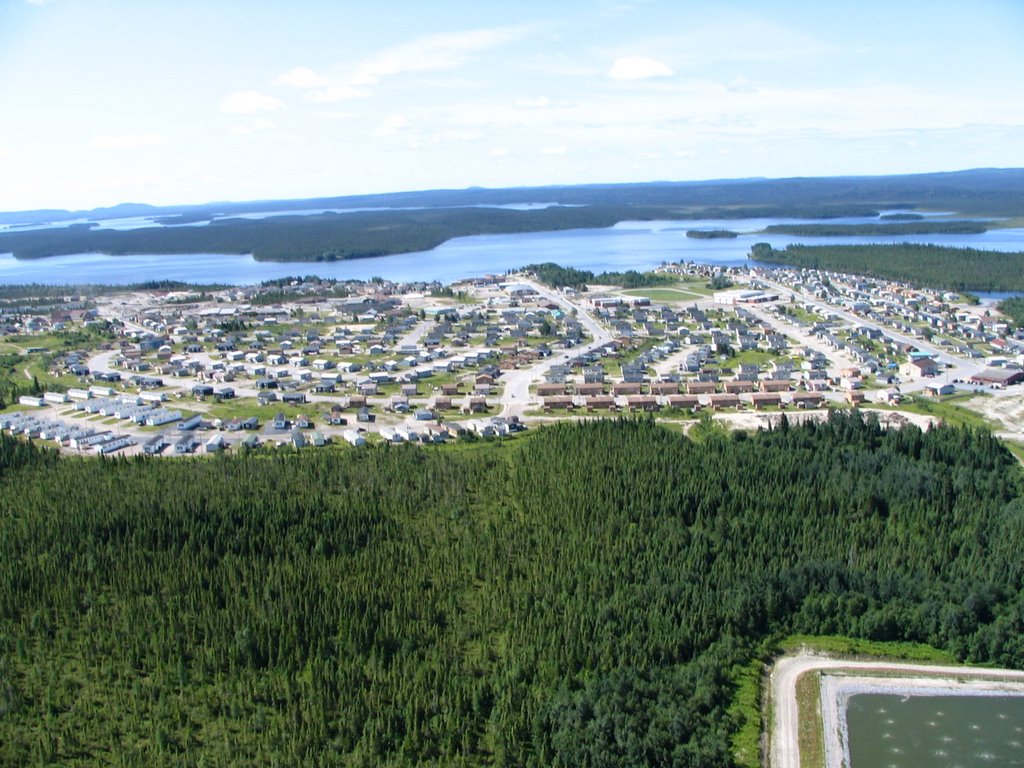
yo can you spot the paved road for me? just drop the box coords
[755,276,990,390]
[498,279,613,418]
[394,318,433,350]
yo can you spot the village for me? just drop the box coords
[2,261,1023,458]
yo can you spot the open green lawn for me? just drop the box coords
[194,398,330,424]
[623,285,708,303]
[897,393,993,429]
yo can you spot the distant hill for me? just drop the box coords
[3,168,1023,224]
[2,169,1023,261]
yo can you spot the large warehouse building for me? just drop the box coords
[970,367,1024,388]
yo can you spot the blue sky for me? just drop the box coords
[1,0,1023,211]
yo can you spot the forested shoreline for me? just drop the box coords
[1,414,1023,766]
[750,242,1024,291]
[763,220,989,236]
[1,168,1023,262]
[0,203,891,263]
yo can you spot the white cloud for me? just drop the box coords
[374,114,410,137]
[24,0,47,5]
[305,84,370,104]
[608,56,674,81]
[541,145,567,155]
[353,27,524,86]
[489,147,509,157]
[220,90,284,114]
[307,26,525,103]
[90,132,167,150]
[229,119,277,137]
[515,97,551,109]
[275,67,329,89]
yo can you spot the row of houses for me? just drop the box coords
[1,411,135,455]
[542,391,826,413]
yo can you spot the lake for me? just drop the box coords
[846,692,1024,768]
[2,216,1024,286]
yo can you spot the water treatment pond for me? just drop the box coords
[847,693,1024,767]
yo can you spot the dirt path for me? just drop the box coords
[770,651,1024,768]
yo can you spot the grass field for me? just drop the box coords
[796,671,825,768]
[897,393,993,429]
[622,278,713,302]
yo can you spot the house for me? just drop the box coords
[192,384,215,399]
[574,383,606,396]
[342,429,366,446]
[790,392,825,409]
[177,414,202,431]
[142,434,168,455]
[173,434,199,454]
[95,435,134,455]
[463,396,488,413]
[650,381,679,395]
[666,394,701,411]
[924,383,956,397]
[748,392,782,410]
[723,380,753,394]
[537,383,566,397]
[708,394,740,410]
[686,381,718,395]
[899,357,942,380]
[272,412,289,430]
[626,395,659,412]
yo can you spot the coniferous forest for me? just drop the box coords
[2,414,1024,766]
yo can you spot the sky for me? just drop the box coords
[1,0,1023,212]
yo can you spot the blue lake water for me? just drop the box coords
[1,217,1024,286]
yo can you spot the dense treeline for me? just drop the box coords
[880,213,925,221]
[1,413,1023,766]
[998,297,1024,329]
[0,201,896,263]
[763,220,989,236]
[686,229,739,239]
[750,242,1024,291]
[0,206,675,262]
[525,262,675,291]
